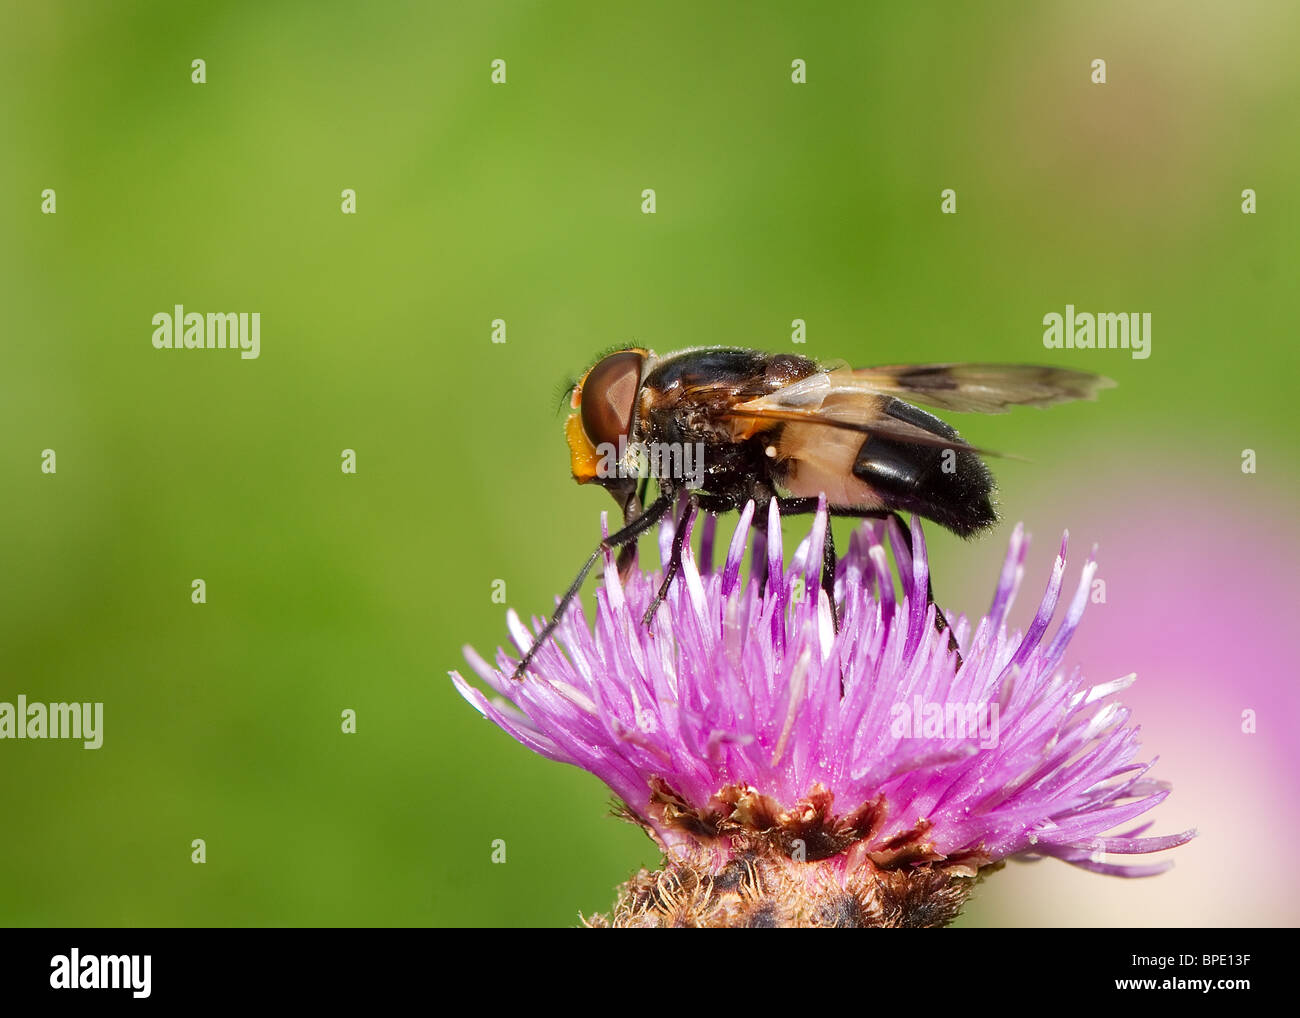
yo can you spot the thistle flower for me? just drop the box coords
[452,498,1194,927]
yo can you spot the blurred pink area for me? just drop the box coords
[952,460,1300,926]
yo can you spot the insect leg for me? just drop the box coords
[887,512,963,670]
[773,499,964,670]
[616,475,658,577]
[641,494,699,630]
[768,497,839,630]
[821,518,838,631]
[512,493,673,681]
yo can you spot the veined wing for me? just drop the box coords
[822,363,1114,414]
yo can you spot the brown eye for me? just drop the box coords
[580,351,644,449]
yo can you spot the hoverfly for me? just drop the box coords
[512,346,1112,680]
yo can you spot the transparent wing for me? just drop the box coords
[826,363,1115,414]
[727,375,999,454]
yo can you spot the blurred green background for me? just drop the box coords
[2,1,1297,926]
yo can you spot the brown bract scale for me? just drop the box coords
[586,781,1001,928]
[585,845,997,928]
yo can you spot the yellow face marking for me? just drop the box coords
[566,413,599,483]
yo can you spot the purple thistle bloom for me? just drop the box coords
[452,499,1194,927]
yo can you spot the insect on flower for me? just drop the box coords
[513,346,1112,680]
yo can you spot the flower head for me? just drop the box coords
[452,499,1193,926]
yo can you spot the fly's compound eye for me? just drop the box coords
[580,351,643,449]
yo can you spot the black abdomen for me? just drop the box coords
[852,399,996,537]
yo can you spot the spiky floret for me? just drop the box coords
[453,499,1194,926]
